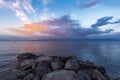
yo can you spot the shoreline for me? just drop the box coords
[13,53,119,80]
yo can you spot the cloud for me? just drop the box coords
[111,19,120,24]
[21,0,35,13]
[1,0,35,23]
[91,16,113,28]
[78,0,100,8]
[41,0,53,5]
[91,16,120,28]
[39,8,56,21]
[8,23,50,36]
[8,15,113,39]
[10,0,36,23]
[0,0,55,23]
[0,0,4,5]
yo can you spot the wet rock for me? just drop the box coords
[16,59,35,70]
[56,56,76,63]
[65,58,80,71]
[33,75,40,80]
[115,78,120,80]
[17,69,33,79]
[36,56,53,62]
[103,73,111,80]
[15,55,116,80]
[41,70,79,80]
[79,60,95,69]
[77,71,91,80]
[23,73,34,80]
[81,69,92,80]
[17,53,38,63]
[92,69,107,80]
[51,59,64,70]
[35,61,51,78]
[97,67,106,74]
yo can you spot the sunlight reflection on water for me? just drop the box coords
[0,41,120,78]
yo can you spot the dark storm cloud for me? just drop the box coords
[91,16,120,28]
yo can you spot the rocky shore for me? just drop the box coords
[14,53,120,80]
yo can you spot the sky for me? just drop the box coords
[0,0,120,40]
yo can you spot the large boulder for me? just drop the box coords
[79,60,95,69]
[36,56,53,62]
[34,61,51,78]
[17,53,38,63]
[77,71,91,80]
[41,70,79,80]
[92,69,108,80]
[51,58,64,70]
[97,67,106,74]
[65,58,80,71]
[23,73,34,80]
[115,78,120,80]
[17,69,33,79]
[57,56,77,63]
[16,59,35,70]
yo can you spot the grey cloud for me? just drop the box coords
[41,15,80,29]
[36,15,113,38]
[78,0,100,8]
[8,15,114,39]
[91,16,120,28]
[111,19,120,24]
[91,16,113,28]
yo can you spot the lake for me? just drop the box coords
[0,40,120,79]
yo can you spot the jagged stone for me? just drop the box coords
[65,58,80,71]
[79,60,95,69]
[42,70,79,80]
[77,71,91,80]
[35,61,51,77]
[17,53,38,63]
[92,69,108,80]
[51,58,64,70]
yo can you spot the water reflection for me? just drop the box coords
[0,41,120,78]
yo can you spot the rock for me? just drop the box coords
[115,78,120,80]
[81,69,92,80]
[65,58,80,71]
[35,61,51,78]
[33,75,40,80]
[17,53,38,63]
[41,70,79,80]
[17,69,33,79]
[92,69,107,80]
[23,73,34,80]
[50,55,77,63]
[51,59,64,70]
[79,60,95,69]
[97,67,106,74]
[82,69,92,76]
[103,73,111,80]
[36,56,53,62]
[77,71,91,80]
[16,59,35,70]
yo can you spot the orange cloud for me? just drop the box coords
[8,28,34,36]
[22,24,49,33]
[8,23,50,36]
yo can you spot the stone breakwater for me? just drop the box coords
[14,53,120,80]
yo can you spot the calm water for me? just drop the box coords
[0,41,120,79]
